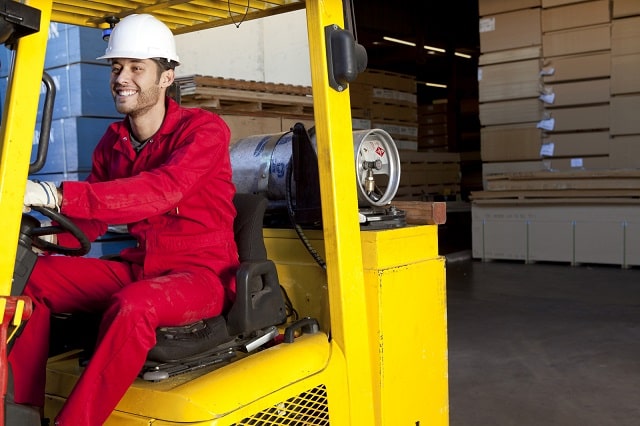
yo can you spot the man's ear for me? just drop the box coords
[161,69,175,88]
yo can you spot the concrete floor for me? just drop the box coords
[446,256,640,426]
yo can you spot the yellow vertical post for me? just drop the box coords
[0,0,52,296]
[305,1,375,424]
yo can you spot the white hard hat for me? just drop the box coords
[97,14,180,65]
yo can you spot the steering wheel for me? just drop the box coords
[26,206,91,256]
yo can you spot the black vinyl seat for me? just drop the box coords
[145,193,287,365]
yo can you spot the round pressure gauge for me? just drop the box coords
[353,129,401,207]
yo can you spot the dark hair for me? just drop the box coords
[152,58,177,75]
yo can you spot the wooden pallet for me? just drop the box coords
[177,75,314,116]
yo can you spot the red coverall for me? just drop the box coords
[9,97,239,425]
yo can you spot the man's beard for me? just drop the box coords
[115,84,162,118]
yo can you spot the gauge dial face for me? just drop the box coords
[358,136,391,175]
[357,136,394,204]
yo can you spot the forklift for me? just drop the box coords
[0,0,448,424]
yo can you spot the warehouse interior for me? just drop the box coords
[3,0,638,424]
[354,1,640,425]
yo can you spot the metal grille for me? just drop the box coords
[233,385,329,425]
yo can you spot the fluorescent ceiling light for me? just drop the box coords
[424,82,447,89]
[383,36,416,47]
[455,51,472,59]
[424,45,446,53]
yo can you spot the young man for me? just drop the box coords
[14,14,238,425]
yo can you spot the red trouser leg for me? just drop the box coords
[9,256,226,425]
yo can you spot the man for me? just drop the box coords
[12,14,238,425]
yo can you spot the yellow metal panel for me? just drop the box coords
[0,0,52,296]
[304,1,376,424]
[362,228,449,425]
[360,225,440,270]
[263,229,330,328]
[46,334,353,425]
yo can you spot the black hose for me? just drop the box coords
[285,157,327,271]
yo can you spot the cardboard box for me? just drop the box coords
[546,155,610,170]
[418,135,449,150]
[542,23,610,57]
[472,202,640,266]
[542,0,594,7]
[354,69,416,94]
[612,16,640,56]
[481,123,542,161]
[542,131,610,156]
[479,0,541,16]
[610,94,640,135]
[542,78,610,107]
[419,123,448,137]
[479,59,543,102]
[420,113,447,125]
[372,121,418,141]
[609,135,640,168]
[541,0,611,33]
[480,98,543,125]
[0,24,106,78]
[542,51,611,82]
[349,82,373,109]
[482,160,551,183]
[45,24,106,70]
[419,103,447,115]
[613,0,640,18]
[480,8,542,53]
[547,104,610,131]
[222,114,282,145]
[369,102,417,123]
[0,63,121,121]
[611,54,640,95]
[479,46,542,66]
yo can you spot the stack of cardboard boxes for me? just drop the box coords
[0,24,121,184]
[479,0,640,177]
[478,0,616,175]
[610,1,640,167]
[350,69,419,151]
[472,0,640,267]
[418,101,449,151]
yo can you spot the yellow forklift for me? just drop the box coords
[0,0,448,424]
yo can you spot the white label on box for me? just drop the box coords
[479,17,495,33]
[352,118,371,129]
[540,142,555,157]
[540,67,555,76]
[537,118,555,131]
[570,158,584,168]
[539,92,555,104]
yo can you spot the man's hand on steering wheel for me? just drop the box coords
[22,179,90,256]
[23,179,61,213]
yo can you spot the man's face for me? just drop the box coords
[109,58,171,117]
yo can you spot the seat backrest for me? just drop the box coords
[233,193,268,262]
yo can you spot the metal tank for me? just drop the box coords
[229,127,401,208]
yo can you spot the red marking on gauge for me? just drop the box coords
[375,146,385,157]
